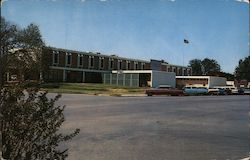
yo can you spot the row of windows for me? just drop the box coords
[52,51,145,70]
[164,67,191,75]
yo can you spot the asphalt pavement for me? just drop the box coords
[53,94,249,160]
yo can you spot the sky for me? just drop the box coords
[1,0,249,73]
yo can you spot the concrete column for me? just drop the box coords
[82,71,85,83]
[63,70,66,82]
[123,74,125,86]
[116,73,118,86]
[110,74,112,85]
[130,74,133,87]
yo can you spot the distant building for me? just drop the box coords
[176,76,227,89]
[227,80,249,88]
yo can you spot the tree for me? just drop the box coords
[188,58,221,75]
[201,58,221,74]
[235,56,250,81]
[0,17,79,159]
[1,86,80,159]
[188,59,202,75]
[0,17,18,87]
[207,71,235,80]
[0,17,45,84]
[41,46,53,82]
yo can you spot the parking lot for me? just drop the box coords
[56,94,249,160]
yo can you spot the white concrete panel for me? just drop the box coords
[151,71,176,88]
[209,76,227,88]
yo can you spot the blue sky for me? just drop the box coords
[2,0,249,73]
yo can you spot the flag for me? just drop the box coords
[184,39,189,44]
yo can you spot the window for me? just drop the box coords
[134,62,138,70]
[178,68,182,75]
[168,67,171,72]
[109,58,114,69]
[53,51,59,64]
[118,60,122,70]
[184,69,187,75]
[78,54,83,67]
[99,57,104,69]
[66,53,71,66]
[141,63,145,70]
[127,61,130,70]
[89,56,94,68]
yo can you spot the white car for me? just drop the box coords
[231,88,239,95]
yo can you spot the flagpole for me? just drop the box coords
[183,39,189,76]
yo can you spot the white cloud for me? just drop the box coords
[80,0,86,2]
[99,0,108,2]
[235,0,249,3]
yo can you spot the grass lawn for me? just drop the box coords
[40,83,147,96]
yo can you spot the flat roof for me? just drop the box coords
[112,70,153,74]
[112,70,176,75]
[48,46,149,63]
[161,62,192,69]
[176,76,225,79]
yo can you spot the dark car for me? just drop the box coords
[243,88,250,95]
[145,85,184,96]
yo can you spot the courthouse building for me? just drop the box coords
[42,47,192,87]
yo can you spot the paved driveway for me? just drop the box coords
[54,95,249,160]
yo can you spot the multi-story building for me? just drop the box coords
[44,47,192,84]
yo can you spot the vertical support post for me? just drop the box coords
[103,73,105,84]
[130,74,133,87]
[116,73,118,86]
[63,69,66,82]
[82,71,85,83]
[137,73,139,87]
[123,74,125,86]
[110,74,112,85]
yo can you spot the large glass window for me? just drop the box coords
[141,63,145,70]
[89,56,94,68]
[127,61,130,70]
[100,57,104,69]
[78,54,83,67]
[66,53,71,65]
[134,62,138,70]
[109,58,114,69]
[118,60,122,70]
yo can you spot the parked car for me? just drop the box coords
[237,88,245,95]
[146,85,184,96]
[231,87,239,95]
[243,88,250,95]
[208,88,226,95]
[224,88,232,95]
[183,87,208,95]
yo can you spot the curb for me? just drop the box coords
[120,94,147,97]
